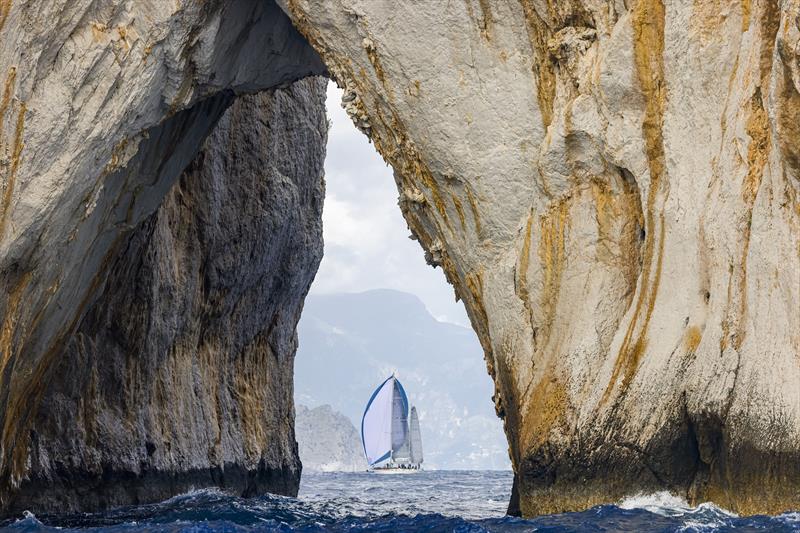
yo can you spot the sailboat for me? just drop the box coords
[360,375,424,473]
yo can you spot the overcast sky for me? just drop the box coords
[310,82,470,326]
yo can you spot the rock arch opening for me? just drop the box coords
[292,82,508,474]
[0,0,505,511]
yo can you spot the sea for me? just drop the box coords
[2,470,798,532]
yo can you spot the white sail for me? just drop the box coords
[360,376,396,465]
[361,376,410,465]
[409,406,423,464]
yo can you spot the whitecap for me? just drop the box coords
[693,501,738,518]
[777,511,800,524]
[618,491,737,519]
[160,486,229,504]
[8,510,45,529]
[618,491,693,515]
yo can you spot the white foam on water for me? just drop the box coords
[12,510,44,527]
[161,486,229,504]
[618,491,737,519]
[618,491,692,515]
[677,518,724,532]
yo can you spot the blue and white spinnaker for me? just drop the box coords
[361,375,417,467]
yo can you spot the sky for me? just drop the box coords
[310,82,470,326]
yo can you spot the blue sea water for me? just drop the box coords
[3,471,799,532]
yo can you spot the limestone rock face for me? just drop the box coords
[4,79,328,514]
[1,0,799,519]
[0,0,326,515]
[295,405,367,472]
[279,0,800,516]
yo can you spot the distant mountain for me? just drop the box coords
[295,404,367,472]
[295,289,510,470]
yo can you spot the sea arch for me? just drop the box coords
[0,0,798,519]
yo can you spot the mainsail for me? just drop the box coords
[361,376,409,465]
[409,406,423,464]
[390,378,409,452]
[392,436,411,463]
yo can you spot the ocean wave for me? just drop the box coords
[10,511,43,527]
[3,472,799,532]
[618,491,737,518]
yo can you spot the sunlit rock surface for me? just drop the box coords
[279,0,800,516]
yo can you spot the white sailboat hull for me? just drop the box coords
[370,467,422,474]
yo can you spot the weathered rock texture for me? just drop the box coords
[0,0,327,513]
[3,80,327,514]
[278,0,800,516]
[1,0,799,519]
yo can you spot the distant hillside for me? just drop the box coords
[295,404,367,472]
[295,289,510,470]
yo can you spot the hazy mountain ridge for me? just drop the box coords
[295,289,510,470]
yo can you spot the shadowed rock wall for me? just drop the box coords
[0,0,325,515]
[3,79,327,514]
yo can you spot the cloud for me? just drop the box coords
[313,82,469,326]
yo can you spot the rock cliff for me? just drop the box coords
[1,80,327,514]
[0,0,798,518]
[0,0,328,510]
[278,0,800,516]
[295,405,367,472]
